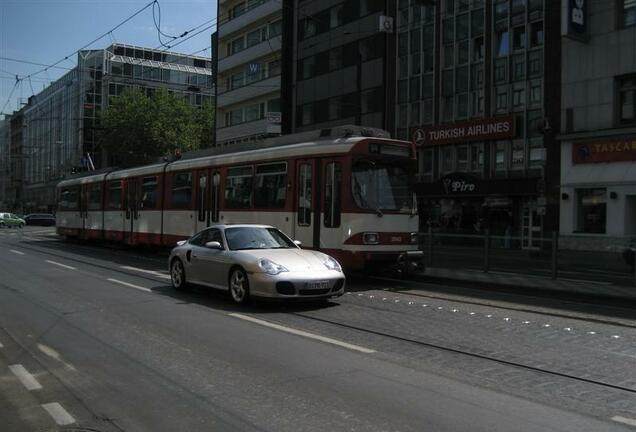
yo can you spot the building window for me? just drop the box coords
[231,37,245,54]
[471,9,484,36]
[511,140,525,169]
[457,41,469,65]
[530,21,544,46]
[577,189,607,234]
[269,20,282,38]
[495,29,510,57]
[620,0,636,28]
[456,145,469,171]
[528,50,543,77]
[421,148,434,175]
[494,141,507,171]
[457,93,469,118]
[529,79,542,106]
[512,54,525,81]
[472,36,484,61]
[495,86,508,112]
[330,4,343,28]
[303,18,317,39]
[440,146,454,173]
[618,74,636,125]
[513,26,526,51]
[470,143,484,172]
[512,83,526,109]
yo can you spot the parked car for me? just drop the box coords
[0,213,26,228]
[24,213,56,226]
[169,224,346,305]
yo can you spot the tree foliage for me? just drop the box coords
[99,88,214,167]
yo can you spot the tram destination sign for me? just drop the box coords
[412,116,515,146]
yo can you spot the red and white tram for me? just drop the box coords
[56,127,420,270]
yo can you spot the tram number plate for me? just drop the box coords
[306,281,329,290]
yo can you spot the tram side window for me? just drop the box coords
[298,163,312,226]
[141,176,158,209]
[171,172,193,209]
[254,162,287,208]
[59,188,79,211]
[324,162,342,228]
[225,166,253,209]
[107,182,122,210]
[88,184,103,210]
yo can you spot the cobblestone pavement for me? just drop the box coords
[252,288,636,424]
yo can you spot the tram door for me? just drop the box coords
[124,178,139,245]
[79,184,89,240]
[293,160,318,249]
[194,170,221,234]
[195,170,209,234]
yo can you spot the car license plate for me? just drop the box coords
[306,281,329,290]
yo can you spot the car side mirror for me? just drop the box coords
[205,241,223,250]
[293,240,302,247]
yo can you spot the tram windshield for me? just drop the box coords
[352,160,415,212]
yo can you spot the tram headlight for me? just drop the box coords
[258,258,288,275]
[323,256,342,272]
[362,232,380,245]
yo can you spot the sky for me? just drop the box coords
[0,0,217,120]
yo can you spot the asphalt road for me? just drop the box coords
[0,227,635,431]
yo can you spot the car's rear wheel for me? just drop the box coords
[229,268,250,305]
[170,259,187,291]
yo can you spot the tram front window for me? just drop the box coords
[352,160,415,212]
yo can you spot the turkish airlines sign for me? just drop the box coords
[412,116,515,146]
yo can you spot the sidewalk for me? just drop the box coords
[418,267,636,302]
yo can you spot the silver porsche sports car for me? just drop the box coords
[168,224,346,304]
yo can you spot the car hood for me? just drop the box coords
[238,249,330,272]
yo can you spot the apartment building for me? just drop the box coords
[559,0,636,249]
[214,0,283,147]
[406,0,561,247]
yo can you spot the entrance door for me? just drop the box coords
[124,178,139,245]
[292,160,316,248]
[522,205,541,249]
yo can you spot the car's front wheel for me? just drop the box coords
[229,268,250,305]
[170,259,187,291]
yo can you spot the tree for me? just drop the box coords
[99,88,215,167]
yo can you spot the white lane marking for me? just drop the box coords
[229,313,376,354]
[107,278,152,293]
[37,344,76,371]
[10,249,25,255]
[522,321,531,324]
[41,402,76,426]
[45,260,76,271]
[612,416,636,427]
[121,265,170,280]
[8,364,43,390]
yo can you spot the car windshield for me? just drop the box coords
[352,160,415,212]
[225,227,296,251]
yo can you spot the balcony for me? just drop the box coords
[219,0,281,39]
[217,118,281,144]
[218,37,282,74]
[217,75,280,109]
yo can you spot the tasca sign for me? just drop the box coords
[412,116,514,147]
[566,0,587,39]
[573,138,636,164]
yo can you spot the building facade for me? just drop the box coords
[559,0,636,249]
[13,44,213,212]
[281,0,396,135]
[0,117,10,209]
[407,0,561,248]
[214,0,282,147]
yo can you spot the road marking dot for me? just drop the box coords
[612,335,620,339]
[452,309,458,313]
[394,300,400,303]
[437,307,443,310]
[422,304,428,307]
[564,328,572,331]
[504,318,510,321]
[522,321,531,324]
[486,314,492,318]
[543,324,551,328]
[408,301,414,305]
[382,298,387,301]
[587,331,596,335]
[469,312,475,315]
[369,295,375,299]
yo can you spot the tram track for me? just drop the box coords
[288,311,636,395]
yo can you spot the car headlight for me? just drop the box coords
[323,256,342,272]
[258,258,288,275]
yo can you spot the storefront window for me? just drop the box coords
[577,189,607,234]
